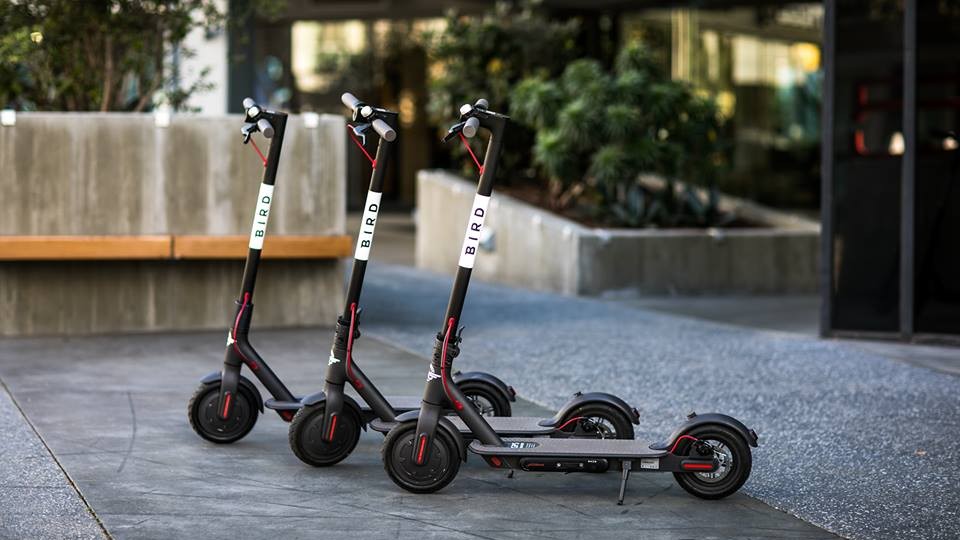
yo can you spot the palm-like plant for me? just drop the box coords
[511,41,729,227]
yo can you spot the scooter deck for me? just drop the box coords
[377,395,422,412]
[469,437,665,459]
[265,395,423,412]
[369,416,556,436]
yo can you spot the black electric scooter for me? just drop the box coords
[187,98,298,443]
[293,95,645,466]
[285,93,524,466]
[380,101,758,503]
[188,95,517,446]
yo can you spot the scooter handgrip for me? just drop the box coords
[372,118,397,142]
[341,92,362,112]
[257,118,274,139]
[474,98,489,110]
[462,117,480,138]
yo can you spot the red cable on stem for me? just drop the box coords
[440,317,463,411]
[346,302,361,389]
[249,139,267,167]
[459,133,484,175]
[347,125,377,168]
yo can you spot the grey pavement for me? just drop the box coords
[0,328,833,540]
[358,263,960,540]
[0,379,106,539]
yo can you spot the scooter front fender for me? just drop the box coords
[394,410,467,462]
[538,391,641,427]
[201,369,264,413]
[299,391,366,431]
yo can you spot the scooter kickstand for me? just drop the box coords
[617,461,632,505]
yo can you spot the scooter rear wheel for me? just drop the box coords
[559,403,635,439]
[188,379,260,444]
[288,403,362,467]
[458,382,511,417]
[382,422,460,493]
[672,424,752,499]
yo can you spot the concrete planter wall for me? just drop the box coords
[0,112,347,335]
[417,170,819,296]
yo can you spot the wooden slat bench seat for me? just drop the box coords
[0,235,172,260]
[172,235,352,259]
[0,235,352,261]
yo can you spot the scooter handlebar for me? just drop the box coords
[341,92,362,112]
[257,118,274,139]
[372,118,396,142]
[462,117,480,138]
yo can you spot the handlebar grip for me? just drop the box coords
[372,118,397,142]
[257,118,274,139]
[341,92,362,112]
[474,98,489,110]
[462,117,480,138]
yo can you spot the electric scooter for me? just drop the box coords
[287,93,520,466]
[291,94,645,466]
[379,100,759,503]
[188,95,517,446]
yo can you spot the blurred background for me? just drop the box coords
[1,0,958,345]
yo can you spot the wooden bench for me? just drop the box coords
[0,235,353,261]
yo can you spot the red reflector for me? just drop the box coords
[221,392,232,418]
[416,435,428,464]
[490,456,502,467]
[327,414,338,441]
[682,462,715,471]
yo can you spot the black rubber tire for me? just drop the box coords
[672,424,752,500]
[382,422,461,494]
[559,403,635,440]
[188,379,260,444]
[288,403,362,467]
[457,382,512,417]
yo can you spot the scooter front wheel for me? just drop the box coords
[288,403,361,467]
[672,424,752,499]
[188,378,260,444]
[382,422,460,493]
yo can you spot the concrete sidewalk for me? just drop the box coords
[0,329,834,540]
[0,381,106,540]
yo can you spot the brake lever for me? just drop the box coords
[351,122,372,146]
[443,121,466,142]
[241,122,256,144]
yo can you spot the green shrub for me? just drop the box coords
[511,41,729,227]
[422,1,578,181]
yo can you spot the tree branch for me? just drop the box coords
[100,34,114,111]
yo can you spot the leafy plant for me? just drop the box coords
[422,0,579,181]
[0,0,285,112]
[511,41,729,227]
